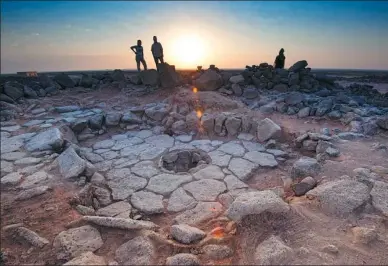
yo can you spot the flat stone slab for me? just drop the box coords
[111,137,144,150]
[228,158,257,181]
[96,201,132,218]
[121,143,152,157]
[101,151,119,160]
[20,171,51,189]
[193,165,225,180]
[266,149,287,157]
[238,133,255,141]
[1,138,24,154]
[1,172,22,186]
[16,186,50,201]
[57,147,86,179]
[217,142,245,157]
[167,188,198,213]
[224,175,249,190]
[93,139,115,150]
[244,151,278,167]
[175,135,193,143]
[145,134,174,149]
[131,161,159,178]
[136,130,153,139]
[306,179,370,217]
[146,173,192,196]
[226,190,290,221]
[23,120,45,127]
[242,141,265,151]
[140,146,167,160]
[208,151,231,167]
[83,152,104,163]
[14,157,42,166]
[106,169,147,200]
[130,191,164,214]
[183,179,226,201]
[1,125,21,132]
[1,152,27,161]
[166,254,200,266]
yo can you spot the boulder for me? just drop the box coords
[291,157,321,179]
[53,225,103,260]
[297,107,310,118]
[166,254,200,266]
[89,114,105,129]
[256,118,281,142]
[316,99,333,116]
[53,73,76,89]
[370,181,388,216]
[229,75,245,84]
[111,69,126,81]
[79,74,93,88]
[57,147,86,179]
[285,92,304,105]
[306,179,370,217]
[377,116,388,130]
[243,87,258,99]
[4,82,24,100]
[115,236,155,265]
[288,60,308,73]
[159,63,179,88]
[193,69,223,91]
[225,116,242,136]
[23,86,38,98]
[0,93,15,103]
[272,83,289,92]
[171,224,206,244]
[145,104,170,121]
[231,84,243,96]
[140,70,160,86]
[254,236,293,265]
[226,190,289,221]
[63,252,106,266]
[25,128,64,152]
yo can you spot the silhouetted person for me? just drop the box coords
[131,40,147,72]
[274,48,286,69]
[151,36,164,70]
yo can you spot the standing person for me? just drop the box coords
[151,36,164,70]
[274,48,286,69]
[130,40,147,72]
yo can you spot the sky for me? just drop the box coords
[1,1,388,73]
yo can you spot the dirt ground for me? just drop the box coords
[1,76,388,265]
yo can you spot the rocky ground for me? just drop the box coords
[1,61,388,265]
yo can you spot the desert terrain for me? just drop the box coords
[1,61,388,265]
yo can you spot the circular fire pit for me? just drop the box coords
[160,149,211,173]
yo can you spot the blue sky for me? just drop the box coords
[1,1,388,73]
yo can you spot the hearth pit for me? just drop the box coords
[161,149,211,173]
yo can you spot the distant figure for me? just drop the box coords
[131,40,147,72]
[151,36,164,70]
[274,48,286,69]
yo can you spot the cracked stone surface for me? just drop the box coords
[167,188,198,213]
[193,165,225,180]
[217,142,245,157]
[131,160,159,178]
[174,201,224,226]
[243,151,278,167]
[146,173,192,196]
[130,191,164,214]
[183,179,226,201]
[228,158,258,181]
[208,150,231,167]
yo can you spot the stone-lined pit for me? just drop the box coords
[161,149,211,173]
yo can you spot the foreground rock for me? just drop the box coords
[63,252,107,266]
[226,190,289,221]
[115,236,155,265]
[57,147,86,179]
[256,118,281,142]
[165,253,200,266]
[13,227,49,248]
[82,216,159,230]
[25,128,64,152]
[193,69,223,91]
[306,179,370,217]
[291,157,321,179]
[53,225,103,260]
[255,236,293,265]
[174,202,223,226]
[170,224,206,244]
[370,181,388,216]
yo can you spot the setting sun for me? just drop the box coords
[171,34,205,68]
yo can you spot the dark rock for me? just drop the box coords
[243,87,258,99]
[23,86,38,98]
[89,114,104,130]
[231,84,243,96]
[159,63,180,88]
[193,69,223,91]
[80,74,93,88]
[53,73,75,89]
[316,99,333,116]
[0,93,15,103]
[121,112,142,124]
[285,92,304,105]
[4,82,24,100]
[140,70,160,86]
[327,110,342,120]
[314,73,335,85]
[111,69,126,82]
[71,119,89,134]
[362,121,378,135]
[45,86,59,95]
[273,84,288,92]
[377,116,388,130]
[289,60,308,72]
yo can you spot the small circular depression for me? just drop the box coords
[161,149,212,173]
